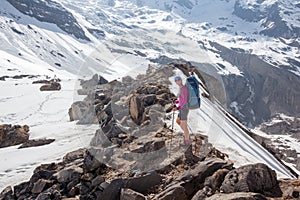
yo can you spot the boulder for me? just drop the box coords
[53,166,83,183]
[18,138,55,149]
[40,82,61,91]
[68,101,89,121]
[191,168,230,199]
[206,192,267,200]
[63,148,86,164]
[177,158,233,198]
[31,179,53,194]
[221,163,282,197]
[120,188,147,200]
[129,94,145,125]
[0,124,30,148]
[99,171,162,200]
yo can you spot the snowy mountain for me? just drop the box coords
[2,0,298,126]
[0,0,299,192]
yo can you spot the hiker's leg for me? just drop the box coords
[180,120,190,141]
[176,117,181,126]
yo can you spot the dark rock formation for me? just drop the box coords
[210,42,300,127]
[7,0,90,41]
[18,138,55,149]
[40,82,61,91]
[0,124,29,148]
[221,163,282,197]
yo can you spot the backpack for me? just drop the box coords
[186,76,201,109]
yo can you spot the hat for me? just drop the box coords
[174,75,182,81]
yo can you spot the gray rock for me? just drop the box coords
[53,166,83,183]
[221,163,282,197]
[181,158,232,197]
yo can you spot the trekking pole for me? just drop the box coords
[169,105,176,158]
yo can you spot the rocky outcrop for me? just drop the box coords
[221,163,282,197]
[40,82,61,91]
[7,0,90,41]
[0,124,29,148]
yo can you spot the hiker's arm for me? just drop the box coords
[178,87,188,110]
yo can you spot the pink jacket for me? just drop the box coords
[176,86,188,110]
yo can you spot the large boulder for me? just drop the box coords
[221,163,282,197]
[0,124,30,148]
[98,171,162,200]
[155,158,233,200]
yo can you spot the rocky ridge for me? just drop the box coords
[1,64,299,199]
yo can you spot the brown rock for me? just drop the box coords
[18,138,55,149]
[221,163,282,197]
[63,148,86,164]
[129,94,145,125]
[31,179,52,194]
[0,124,30,148]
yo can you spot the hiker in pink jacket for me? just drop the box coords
[173,75,190,145]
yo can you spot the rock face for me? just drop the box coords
[7,0,90,41]
[40,82,61,91]
[221,163,282,197]
[233,1,300,39]
[210,42,300,127]
[0,124,29,148]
